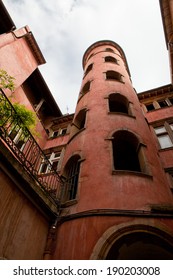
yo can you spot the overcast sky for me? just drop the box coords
[3,0,171,114]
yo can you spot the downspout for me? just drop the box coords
[43,217,61,260]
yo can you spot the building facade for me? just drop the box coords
[1,0,173,259]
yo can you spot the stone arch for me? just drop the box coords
[90,219,173,259]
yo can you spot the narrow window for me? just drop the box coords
[158,100,168,108]
[62,155,81,201]
[39,152,61,174]
[70,109,87,139]
[85,63,93,76]
[165,169,173,193]
[109,93,129,114]
[106,71,123,82]
[75,109,86,130]
[52,131,59,137]
[81,81,91,96]
[154,124,173,149]
[60,128,67,135]
[105,56,118,64]
[105,48,114,53]
[9,125,28,150]
[112,131,141,172]
[146,103,155,112]
[169,97,173,105]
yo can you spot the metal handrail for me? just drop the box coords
[0,89,62,205]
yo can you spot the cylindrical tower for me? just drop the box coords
[54,41,173,260]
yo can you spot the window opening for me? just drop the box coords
[106,71,123,82]
[169,97,173,105]
[109,93,129,114]
[112,131,141,172]
[85,64,93,76]
[9,125,28,150]
[39,152,61,174]
[105,48,114,53]
[81,81,90,95]
[62,155,81,201]
[146,103,155,111]
[154,124,173,149]
[158,100,168,108]
[105,56,118,64]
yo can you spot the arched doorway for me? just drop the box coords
[90,221,173,260]
[106,231,173,260]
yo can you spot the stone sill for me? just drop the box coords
[112,169,153,179]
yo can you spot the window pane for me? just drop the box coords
[154,126,166,134]
[169,123,173,131]
[158,135,173,149]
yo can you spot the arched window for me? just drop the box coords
[85,64,93,76]
[80,81,91,96]
[105,48,114,53]
[70,108,87,139]
[105,56,118,64]
[62,155,81,201]
[109,93,129,114]
[74,109,86,130]
[112,131,141,172]
[106,71,123,82]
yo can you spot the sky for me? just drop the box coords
[3,0,171,114]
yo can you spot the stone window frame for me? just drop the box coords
[107,92,134,117]
[153,121,173,150]
[104,55,119,65]
[107,129,151,176]
[61,154,81,203]
[105,70,124,83]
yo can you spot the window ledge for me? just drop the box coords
[108,112,136,118]
[106,79,125,84]
[158,146,173,151]
[112,170,153,179]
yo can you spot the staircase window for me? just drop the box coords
[112,131,141,172]
[109,93,129,114]
[62,155,81,201]
[106,70,123,82]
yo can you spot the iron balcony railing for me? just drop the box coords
[0,89,62,205]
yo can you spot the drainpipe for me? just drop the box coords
[43,217,61,260]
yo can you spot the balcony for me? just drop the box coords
[0,89,62,210]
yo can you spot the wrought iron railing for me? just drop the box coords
[0,89,62,205]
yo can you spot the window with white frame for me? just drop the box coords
[52,127,67,138]
[154,122,173,149]
[9,125,28,150]
[39,151,61,174]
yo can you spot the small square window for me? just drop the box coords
[146,103,155,111]
[52,131,59,137]
[154,123,173,149]
[158,100,168,108]
[154,126,166,134]
[158,135,173,149]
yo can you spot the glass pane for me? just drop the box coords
[169,123,173,131]
[158,135,173,149]
[154,126,166,134]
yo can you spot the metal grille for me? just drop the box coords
[62,157,80,202]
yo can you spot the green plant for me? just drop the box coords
[0,69,38,137]
[0,69,15,91]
